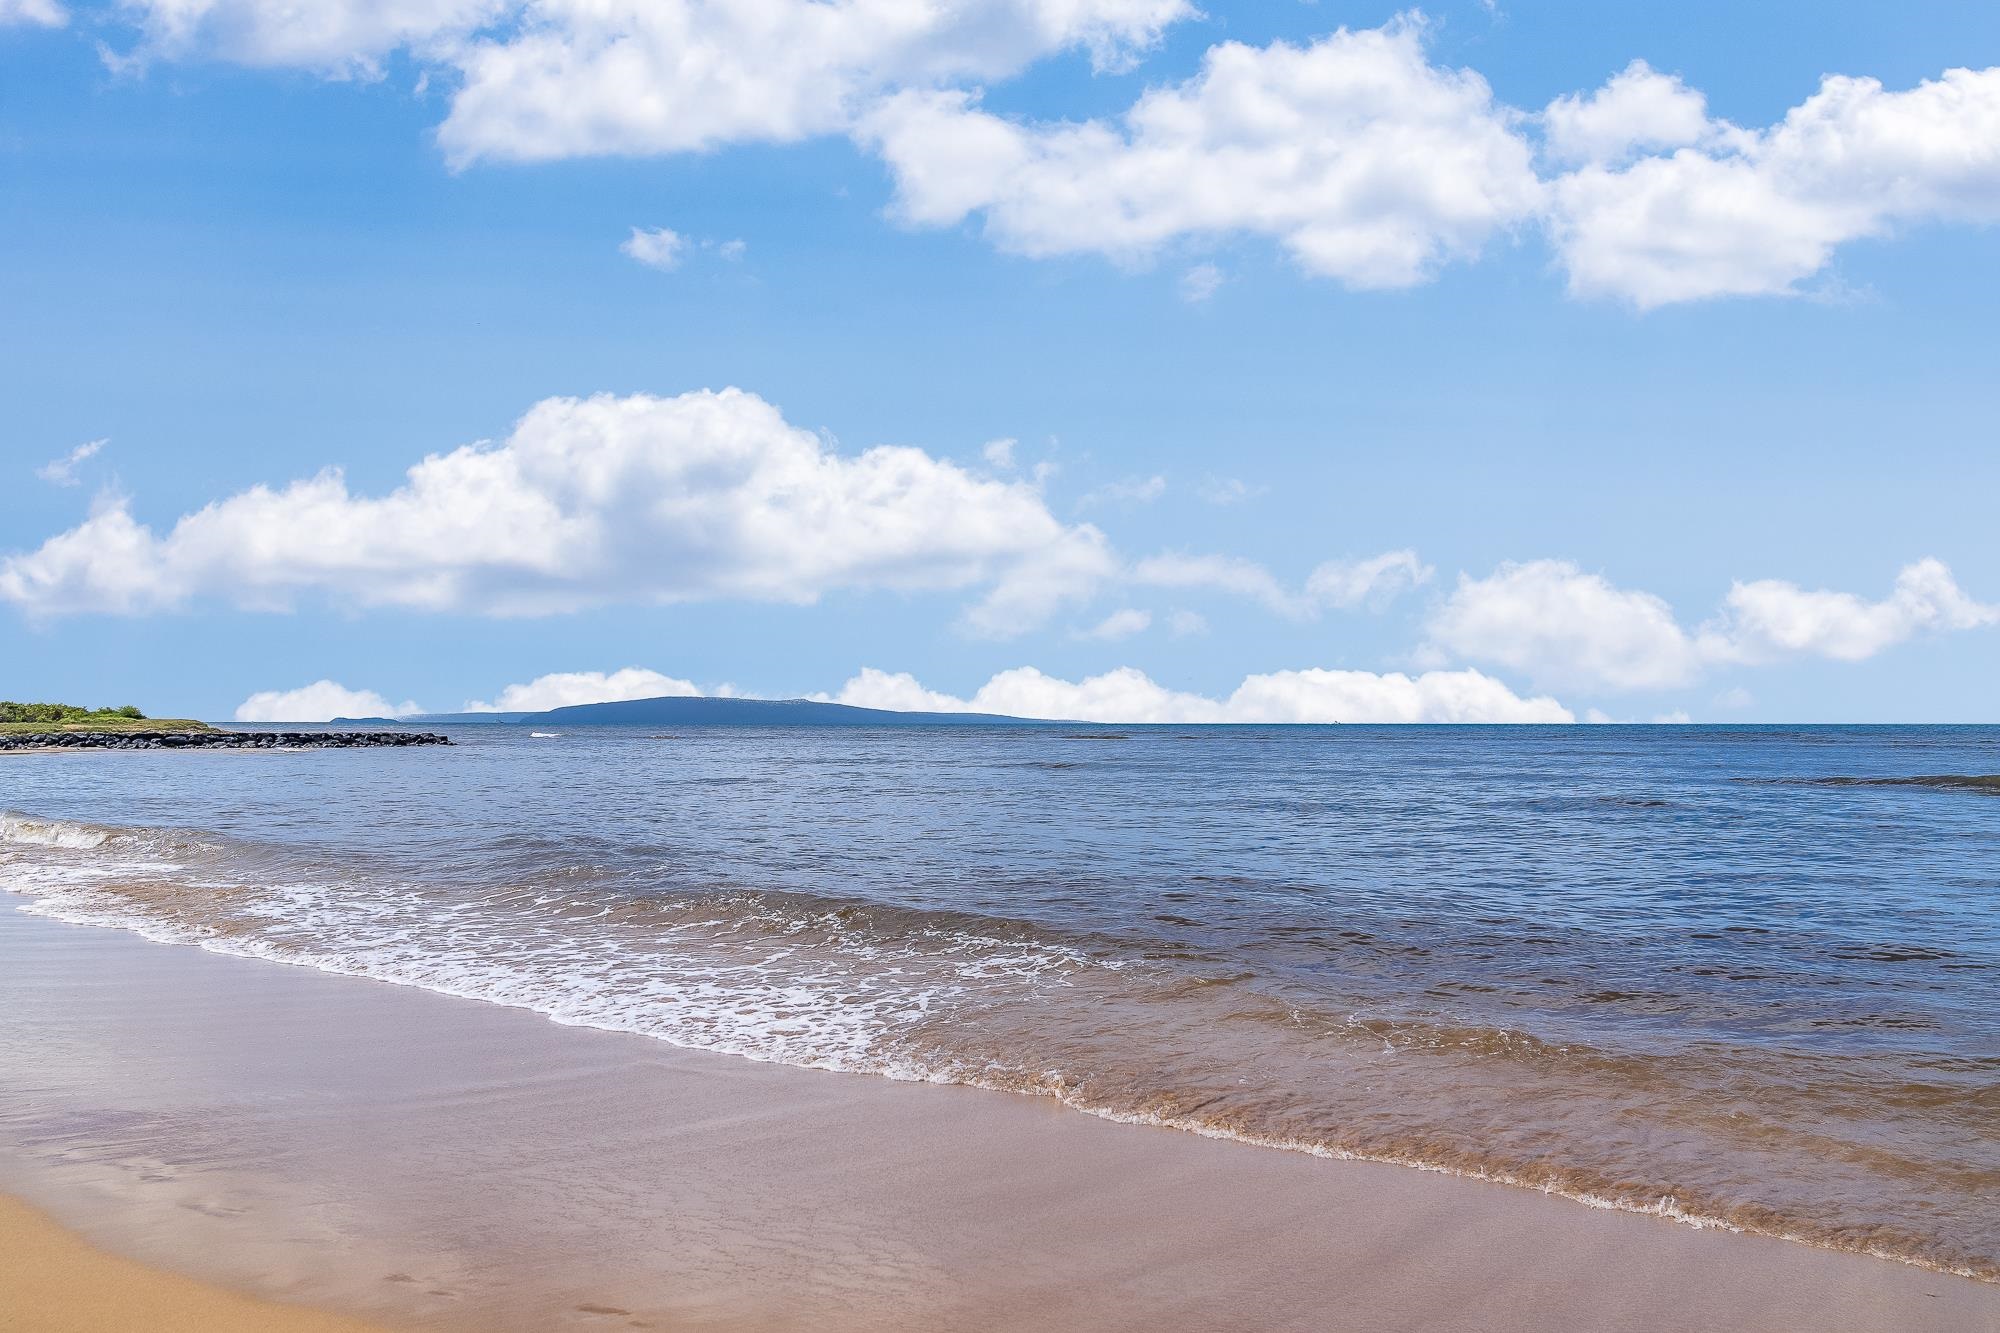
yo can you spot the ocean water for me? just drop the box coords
[3,724,1996,1279]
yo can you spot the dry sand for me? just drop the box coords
[0,1191,382,1333]
[0,906,1994,1332]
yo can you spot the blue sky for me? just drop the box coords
[3,0,1997,722]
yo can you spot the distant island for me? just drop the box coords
[337,695,1061,728]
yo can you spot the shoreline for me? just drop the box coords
[2,906,1992,1331]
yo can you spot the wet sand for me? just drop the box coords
[0,906,1992,1332]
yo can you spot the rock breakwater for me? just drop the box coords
[0,731,451,752]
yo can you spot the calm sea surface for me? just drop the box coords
[3,724,1996,1277]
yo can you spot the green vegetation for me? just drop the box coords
[0,701,212,735]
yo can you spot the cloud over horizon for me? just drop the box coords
[1427,557,1997,692]
[235,680,420,722]
[461,667,703,713]
[0,388,1114,635]
[826,663,1573,723]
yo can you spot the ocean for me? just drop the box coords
[3,724,1995,1280]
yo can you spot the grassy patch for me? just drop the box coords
[0,701,213,735]
[0,718,215,735]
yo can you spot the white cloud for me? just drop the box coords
[1075,607,1150,641]
[1135,547,1430,618]
[981,437,1017,470]
[1429,557,1997,692]
[1428,560,1707,692]
[1541,59,1716,167]
[100,4,2000,309]
[0,388,1113,635]
[0,0,66,27]
[34,438,105,486]
[1547,66,2000,306]
[622,228,747,269]
[1304,548,1433,609]
[829,663,1573,723]
[1166,608,1207,636]
[462,666,700,712]
[1178,262,1224,303]
[234,680,420,722]
[1133,552,1303,618]
[862,18,1543,289]
[1715,557,1998,662]
[118,0,503,74]
[815,666,964,714]
[961,524,1118,637]
[108,0,1189,151]
[621,225,687,270]
[432,0,1192,163]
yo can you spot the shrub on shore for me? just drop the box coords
[0,701,148,724]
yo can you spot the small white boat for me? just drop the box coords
[529,732,561,739]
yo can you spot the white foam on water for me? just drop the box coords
[1,826,1101,1084]
[0,811,113,849]
[0,811,1989,1285]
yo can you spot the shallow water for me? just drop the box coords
[3,724,1997,1278]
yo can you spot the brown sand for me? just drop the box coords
[0,1191,382,1333]
[0,906,1994,1332]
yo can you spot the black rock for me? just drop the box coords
[0,731,452,752]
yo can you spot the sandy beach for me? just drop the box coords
[1,907,1992,1332]
[0,1191,383,1333]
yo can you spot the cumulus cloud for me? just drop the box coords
[118,0,502,74]
[1541,59,1717,167]
[0,0,66,27]
[98,4,2000,308]
[1716,557,1999,662]
[235,680,420,722]
[817,667,965,714]
[862,18,1543,289]
[34,438,105,486]
[434,0,1191,163]
[0,388,1113,635]
[622,228,746,269]
[1546,65,2000,306]
[621,226,687,270]
[1429,557,1997,692]
[107,0,1188,149]
[462,666,700,712]
[1428,559,1709,692]
[828,663,1573,723]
